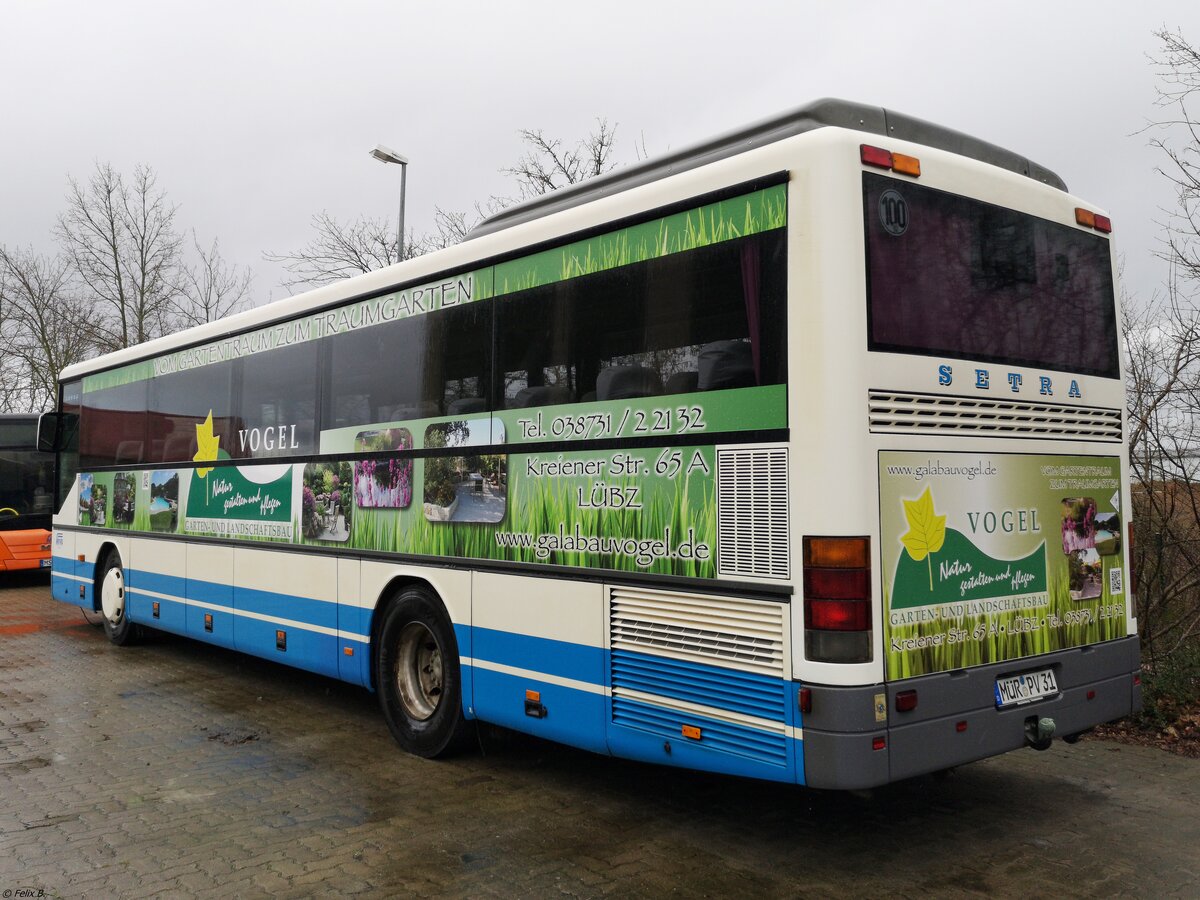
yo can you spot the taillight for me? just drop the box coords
[1075,206,1113,234]
[804,536,872,663]
[860,144,921,177]
[860,144,893,169]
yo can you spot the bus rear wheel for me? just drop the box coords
[376,587,471,758]
[97,554,139,646]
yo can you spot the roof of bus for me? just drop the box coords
[61,97,1067,384]
[467,97,1067,240]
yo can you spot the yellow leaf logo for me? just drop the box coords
[901,486,946,590]
[193,411,220,478]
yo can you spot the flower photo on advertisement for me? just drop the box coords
[353,428,413,509]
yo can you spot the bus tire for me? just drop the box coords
[97,554,139,646]
[375,586,472,758]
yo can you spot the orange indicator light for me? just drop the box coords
[682,725,702,740]
[891,153,921,177]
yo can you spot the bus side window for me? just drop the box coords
[494,230,787,412]
[79,379,147,468]
[326,299,492,429]
[148,360,237,464]
[238,341,318,458]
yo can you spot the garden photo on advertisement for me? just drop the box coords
[302,461,353,541]
[353,428,413,509]
[78,473,101,526]
[423,420,507,524]
[149,470,179,532]
[1061,496,1097,553]
[112,471,136,526]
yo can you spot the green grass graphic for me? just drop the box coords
[347,452,716,578]
[885,560,1127,679]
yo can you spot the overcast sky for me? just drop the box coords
[2,1,1198,309]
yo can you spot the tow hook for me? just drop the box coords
[1025,716,1055,751]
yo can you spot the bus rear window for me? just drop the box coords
[864,173,1119,378]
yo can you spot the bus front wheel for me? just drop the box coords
[97,555,139,646]
[375,587,472,758]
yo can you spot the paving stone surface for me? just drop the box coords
[1,571,1197,898]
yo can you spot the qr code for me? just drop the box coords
[1109,567,1123,595]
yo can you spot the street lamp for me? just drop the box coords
[369,144,408,261]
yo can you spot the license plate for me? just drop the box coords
[995,668,1058,708]
[39,558,52,569]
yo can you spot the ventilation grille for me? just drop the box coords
[610,587,786,677]
[717,447,790,579]
[610,587,789,767]
[611,692,789,767]
[868,391,1122,441]
[611,650,786,719]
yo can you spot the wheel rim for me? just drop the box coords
[394,621,444,721]
[101,568,124,624]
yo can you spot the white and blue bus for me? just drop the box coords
[41,99,1140,788]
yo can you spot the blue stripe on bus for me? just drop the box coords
[50,553,802,781]
[126,587,187,633]
[127,569,340,631]
[128,568,188,602]
[470,626,606,686]
[51,571,81,606]
[607,696,801,784]
[610,648,787,722]
[613,695,789,766]
[234,585,338,630]
[468,663,608,754]
[234,615,340,679]
[123,569,352,634]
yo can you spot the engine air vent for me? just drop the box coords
[868,391,1122,441]
[717,447,789,579]
[610,586,786,677]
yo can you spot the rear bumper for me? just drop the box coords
[0,557,52,572]
[802,636,1141,790]
[0,530,52,572]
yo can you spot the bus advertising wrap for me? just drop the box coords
[71,393,782,579]
[879,451,1128,679]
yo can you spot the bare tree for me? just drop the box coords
[0,246,93,412]
[1125,28,1200,676]
[263,212,428,290]
[55,162,183,351]
[177,233,253,327]
[1124,276,1200,661]
[1151,28,1200,283]
[500,118,620,201]
[269,119,631,290]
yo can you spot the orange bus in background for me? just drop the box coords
[0,414,54,572]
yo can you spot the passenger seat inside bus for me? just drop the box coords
[378,402,440,422]
[663,371,699,395]
[162,433,193,463]
[447,397,488,415]
[510,385,571,408]
[596,365,661,401]
[698,340,756,391]
[115,440,144,464]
